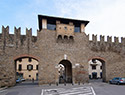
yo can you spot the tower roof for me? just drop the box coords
[38,15,89,30]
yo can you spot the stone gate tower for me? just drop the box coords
[38,15,90,84]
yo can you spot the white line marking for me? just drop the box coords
[82,92,93,95]
[42,86,96,95]
[41,89,44,95]
[91,87,96,95]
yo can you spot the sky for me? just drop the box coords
[0,0,125,41]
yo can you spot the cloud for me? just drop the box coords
[54,0,125,38]
[1,0,125,38]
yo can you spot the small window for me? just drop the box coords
[58,35,62,39]
[29,58,32,62]
[19,58,22,62]
[92,65,96,70]
[29,75,31,77]
[92,59,96,63]
[69,36,74,40]
[19,64,22,71]
[100,66,102,69]
[47,24,56,30]
[36,65,38,70]
[64,35,68,39]
[27,64,33,71]
[64,27,67,30]
[74,26,80,32]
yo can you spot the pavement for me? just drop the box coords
[0,80,125,95]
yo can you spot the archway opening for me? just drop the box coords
[58,35,62,40]
[64,35,68,43]
[57,35,63,43]
[14,56,39,85]
[58,60,72,83]
[88,58,106,82]
[69,36,74,42]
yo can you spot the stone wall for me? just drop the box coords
[0,26,39,87]
[0,26,125,87]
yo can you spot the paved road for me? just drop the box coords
[0,81,125,95]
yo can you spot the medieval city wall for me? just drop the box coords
[0,26,39,87]
[0,26,125,87]
[88,34,125,81]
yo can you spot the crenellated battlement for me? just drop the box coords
[89,34,125,44]
[88,34,125,54]
[0,26,37,51]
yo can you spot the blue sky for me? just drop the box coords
[0,0,125,41]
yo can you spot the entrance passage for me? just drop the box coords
[58,60,72,83]
[15,56,39,85]
[88,58,106,82]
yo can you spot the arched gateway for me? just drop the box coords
[88,57,106,82]
[58,60,72,83]
[14,55,39,81]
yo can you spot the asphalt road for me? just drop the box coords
[0,81,125,95]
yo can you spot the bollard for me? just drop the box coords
[78,82,80,85]
[64,82,66,86]
[49,83,51,86]
[56,82,58,86]
[72,82,74,85]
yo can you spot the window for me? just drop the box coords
[29,58,32,62]
[69,36,74,40]
[92,59,96,63]
[29,75,31,77]
[47,24,56,30]
[92,65,96,70]
[58,35,62,39]
[69,36,74,42]
[64,27,67,30]
[74,26,80,32]
[100,66,102,69]
[36,65,38,70]
[18,64,22,71]
[27,64,33,71]
[19,58,22,62]
[64,35,68,39]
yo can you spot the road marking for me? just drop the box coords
[42,86,96,95]
[41,89,44,95]
[91,87,96,95]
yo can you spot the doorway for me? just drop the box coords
[88,58,106,82]
[58,60,72,83]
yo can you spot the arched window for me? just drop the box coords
[69,36,74,40]
[69,36,74,42]
[64,35,68,40]
[58,35,62,40]
[27,64,33,71]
